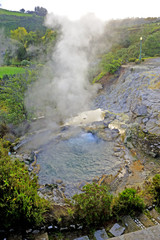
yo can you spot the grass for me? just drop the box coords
[0,66,26,78]
[0,8,32,17]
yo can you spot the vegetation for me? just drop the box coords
[112,188,145,218]
[93,18,160,82]
[0,70,37,124]
[72,183,112,226]
[0,66,25,78]
[0,139,48,228]
[0,9,46,35]
[70,184,147,226]
[0,10,160,230]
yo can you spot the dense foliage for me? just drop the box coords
[0,139,48,228]
[0,70,37,124]
[112,188,145,217]
[72,183,112,226]
[151,174,160,206]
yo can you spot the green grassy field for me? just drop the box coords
[0,9,32,17]
[0,66,26,78]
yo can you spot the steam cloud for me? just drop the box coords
[26,13,105,124]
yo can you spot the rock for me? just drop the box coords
[35,232,49,240]
[94,229,109,239]
[47,226,53,230]
[32,230,40,234]
[125,124,160,157]
[26,229,32,233]
[109,223,125,237]
[56,179,63,184]
[74,236,90,240]
[133,104,148,116]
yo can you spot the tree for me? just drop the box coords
[20,8,25,13]
[35,6,48,16]
[10,27,28,45]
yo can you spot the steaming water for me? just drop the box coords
[37,132,121,193]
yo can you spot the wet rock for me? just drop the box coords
[109,223,125,237]
[94,229,109,239]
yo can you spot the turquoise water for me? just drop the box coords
[37,132,121,189]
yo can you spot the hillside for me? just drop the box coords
[92,17,160,82]
[0,8,46,35]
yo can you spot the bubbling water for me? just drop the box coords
[37,132,121,193]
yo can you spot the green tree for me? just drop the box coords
[35,6,48,16]
[10,27,28,45]
[0,139,48,228]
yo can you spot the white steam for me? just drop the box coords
[26,13,105,123]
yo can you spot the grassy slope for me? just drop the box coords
[0,66,26,78]
[0,8,46,35]
[0,9,31,17]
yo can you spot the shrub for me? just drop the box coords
[113,188,145,217]
[0,139,48,229]
[135,59,141,64]
[152,174,160,205]
[21,60,32,66]
[72,183,112,226]
[129,58,136,62]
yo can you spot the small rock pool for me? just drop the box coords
[37,131,121,194]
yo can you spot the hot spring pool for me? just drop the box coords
[37,132,121,191]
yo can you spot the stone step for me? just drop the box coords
[109,224,160,240]
[94,229,109,240]
[109,223,125,237]
[149,208,160,224]
[35,232,49,240]
[137,213,155,228]
[74,236,90,240]
[121,215,140,233]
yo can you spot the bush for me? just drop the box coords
[0,139,48,229]
[21,60,32,66]
[113,188,145,217]
[72,183,112,226]
[152,174,160,205]
[129,58,136,62]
